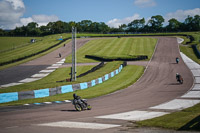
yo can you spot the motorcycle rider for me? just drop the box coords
[176,73,183,83]
[176,57,179,64]
[73,93,87,108]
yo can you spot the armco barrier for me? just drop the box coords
[0,64,124,103]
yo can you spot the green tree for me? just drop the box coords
[192,15,200,31]
[167,18,181,31]
[0,29,6,36]
[147,15,164,32]
[79,20,92,32]
[128,18,145,32]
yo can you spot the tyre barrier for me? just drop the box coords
[85,55,148,61]
[0,64,124,103]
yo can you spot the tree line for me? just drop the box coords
[0,15,199,36]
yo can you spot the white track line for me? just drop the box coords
[40,70,55,73]
[96,110,168,121]
[0,82,23,88]
[150,99,200,110]
[31,73,49,78]
[181,91,200,98]
[192,84,200,91]
[19,78,41,83]
[36,121,120,130]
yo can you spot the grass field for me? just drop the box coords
[0,65,144,106]
[0,37,42,52]
[0,34,71,70]
[65,37,157,63]
[179,32,200,64]
[137,103,200,131]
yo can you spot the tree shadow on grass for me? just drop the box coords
[178,115,200,131]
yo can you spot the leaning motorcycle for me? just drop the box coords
[72,99,92,111]
[177,77,183,84]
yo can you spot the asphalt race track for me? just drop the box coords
[0,37,194,133]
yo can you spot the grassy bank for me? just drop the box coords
[179,32,200,64]
[0,34,71,70]
[137,103,200,131]
[65,37,157,63]
[0,37,42,52]
[0,65,144,106]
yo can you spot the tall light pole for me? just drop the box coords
[71,27,76,81]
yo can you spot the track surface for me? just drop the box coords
[0,37,194,133]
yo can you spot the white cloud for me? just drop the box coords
[134,0,156,8]
[107,14,141,28]
[6,0,25,10]
[17,15,59,27]
[165,8,200,23]
[0,0,59,29]
[0,0,25,29]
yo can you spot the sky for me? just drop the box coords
[0,0,200,29]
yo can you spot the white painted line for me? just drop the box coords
[96,111,168,121]
[150,99,200,110]
[40,69,55,73]
[187,63,200,70]
[181,91,200,98]
[31,73,49,78]
[192,84,200,91]
[36,121,120,129]
[180,52,194,63]
[19,78,41,83]
[44,102,52,104]
[56,61,64,64]
[64,100,71,103]
[60,59,65,62]
[52,64,62,66]
[47,66,59,69]
[195,77,200,84]
[24,104,30,106]
[0,82,23,88]
[191,69,200,77]
[177,37,184,44]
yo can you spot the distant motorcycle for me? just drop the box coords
[177,77,183,84]
[176,73,183,84]
[176,57,180,64]
[72,99,92,111]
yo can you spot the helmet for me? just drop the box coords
[73,93,77,99]
[176,73,179,76]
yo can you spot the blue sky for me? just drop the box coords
[0,0,200,29]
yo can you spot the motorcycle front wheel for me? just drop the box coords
[75,104,82,111]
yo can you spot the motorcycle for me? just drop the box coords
[176,57,179,64]
[72,99,92,111]
[177,77,183,84]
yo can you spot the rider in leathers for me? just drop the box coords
[73,93,87,108]
[176,73,182,83]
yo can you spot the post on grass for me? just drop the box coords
[71,27,77,81]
